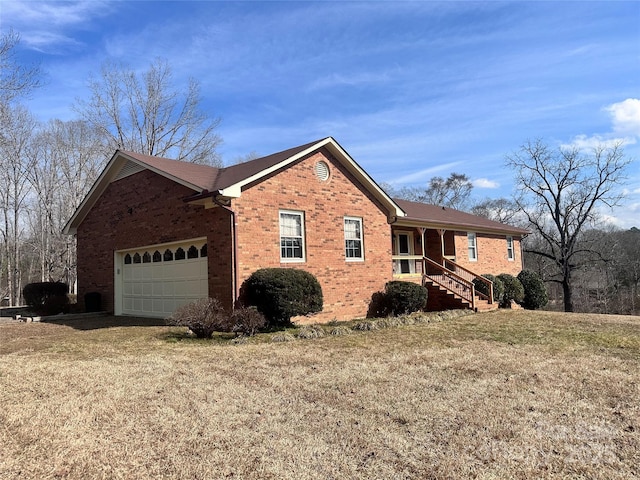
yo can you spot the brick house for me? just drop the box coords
[64,137,527,321]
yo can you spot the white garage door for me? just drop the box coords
[118,239,208,318]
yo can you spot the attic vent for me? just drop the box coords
[314,160,330,182]
[114,160,145,182]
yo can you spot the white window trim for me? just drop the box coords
[344,216,364,262]
[506,235,515,261]
[468,232,478,262]
[279,210,305,263]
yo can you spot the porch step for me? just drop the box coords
[423,276,497,312]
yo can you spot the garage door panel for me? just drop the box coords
[142,298,152,312]
[153,298,164,313]
[120,239,208,318]
[152,282,163,296]
[163,281,174,296]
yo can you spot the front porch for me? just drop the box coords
[391,226,496,312]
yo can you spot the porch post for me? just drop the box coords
[437,229,446,265]
[419,227,427,276]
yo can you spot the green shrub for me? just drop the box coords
[473,274,504,302]
[42,295,70,315]
[496,273,525,308]
[384,281,428,316]
[517,270,548,310]
[241,268,323,326]
[231,306,266,336]
[23,282,69,314]
[366,291,389,318]
[167,298,233,338]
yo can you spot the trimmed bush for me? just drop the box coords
[241,268,323,326]
[473,274,504,303]
[496,273,525,308]
[366,291,389,318]
[384,281,428,316]
[23,282,69,314]
[517,270,549,310]
[231,307,266,336]
[42,295,70,315]
[167,298,233,338]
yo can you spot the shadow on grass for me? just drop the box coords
[43,315,168,331]
[163,330,238,344]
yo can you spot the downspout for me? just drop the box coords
[212,193,239,307]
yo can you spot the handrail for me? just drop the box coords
[442,258,493,304]
[423,257,476,309]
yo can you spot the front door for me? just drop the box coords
[396,232,414,274]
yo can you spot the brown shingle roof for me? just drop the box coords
[393,198,529,235]
[121,139,326,193]
[120,151,220,191]
[213,139,325,190]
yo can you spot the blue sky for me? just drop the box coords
[2,1,639,227]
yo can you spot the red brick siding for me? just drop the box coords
[453,232,523,276]
[76,170,233,313]
[232,148,393,322]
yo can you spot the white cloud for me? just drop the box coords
[308,72,392,91]
[388,162,463,185]
[563,98,640,151]
[562,134,634,151]
[473,178,499,189]
[606,98,640,136]
[3,0,113,51]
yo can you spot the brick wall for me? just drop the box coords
[232,148,393,322]
[453,231,523,276]
[76,170,233,313]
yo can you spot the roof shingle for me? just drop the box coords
[393,198,528,235]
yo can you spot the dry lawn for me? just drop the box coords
[0,310,638,479]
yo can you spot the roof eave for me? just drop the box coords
[394,217,529,236]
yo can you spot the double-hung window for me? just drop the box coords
[467,232,477,261]
[344,217,364,261]
[279,210,305,262]
[506,235,514,261]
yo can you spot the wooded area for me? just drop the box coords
[0,32,222,306]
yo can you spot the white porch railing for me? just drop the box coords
[391,255,424,275]
[392,256,494,310]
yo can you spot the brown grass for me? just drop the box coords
[1,310,638,479]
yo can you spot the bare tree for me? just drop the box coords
[471,197,521,224]
[232,151,260,165]
[0,29,42,106]
[424,173,473,209]
[507,139,630,312]
[75,58,222,165]
[391,172,474,210]
[0,105,37,305]
[0,30,43,305]
[26,120,106,291]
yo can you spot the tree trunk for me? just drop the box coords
[562,276,573,312]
